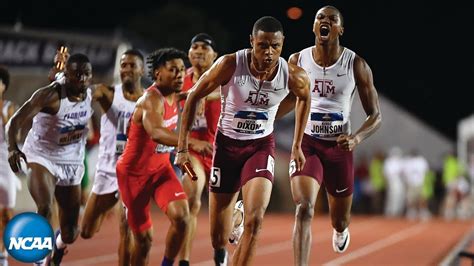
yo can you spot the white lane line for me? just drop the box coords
[64,238,210,265]
[194,219,378,265]
[323,223,427,266]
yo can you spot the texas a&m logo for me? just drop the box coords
[244,91,269,106]
[313,79,336,97]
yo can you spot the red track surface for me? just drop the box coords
[8,211,473,265]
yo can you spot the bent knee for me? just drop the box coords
[295,201,315,221]
[188,197,202,216]
[168,205,190,231]
[244,210,266,235]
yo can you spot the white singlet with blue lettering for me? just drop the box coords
[298,47,356,141]
[218,49,289,140]
[96,84,137,177]
[23,86,93,164]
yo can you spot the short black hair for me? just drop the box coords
[146,48,187,80]
[319,5,344,26]
[66,53,90,66]
[123,49,144,63]
[252,16,284,35]
[0,65,9,90]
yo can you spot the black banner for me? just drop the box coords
[0,30,118,74]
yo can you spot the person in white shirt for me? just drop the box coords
[402,149,430,220]
[7,54,94,265]
[383,147,406,217]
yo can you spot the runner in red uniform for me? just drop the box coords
[116,48,212,266]
[177,33,221,266]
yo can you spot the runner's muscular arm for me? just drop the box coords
[337,55,381,151]
[140,91,212,153]
[6,84,60,171]
[276,52,301,119]
[288,63,311,171]
[141,91,178,146]
[177,54,235,154]
[91,84,114,112]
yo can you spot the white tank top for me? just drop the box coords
[23,86,93,163]
[0,100,15,178]
[97,85,137,158]
[0,100,12,146]
[218,49,290,140]
[298,47,356,141]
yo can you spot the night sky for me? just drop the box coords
[2,0,473,140]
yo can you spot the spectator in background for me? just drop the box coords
[383,147,405,217]
[421,169,436,219]
[441,151,465,220]
[353,155,370,213]
[369,150,385,214]
[402,149,430,220]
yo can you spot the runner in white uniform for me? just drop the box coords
[0,101,17,209]
[7,54,94,265]
[79,50,144,266]
[92,84,137,194]
[0,66,19,266]
[285,6,382,265]
[176,16,311,266]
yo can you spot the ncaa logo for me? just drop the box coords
[3,212,54,263]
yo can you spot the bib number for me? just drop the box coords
[309,112,344,138]
[231,111,268,135]
[58,124,86,145]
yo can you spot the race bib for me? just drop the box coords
[231,111,268,134]
[309,112,344,138]
[116,116,130,154]
[58,124,86,145]
[116,133,127,154]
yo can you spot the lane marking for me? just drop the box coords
[323,223,426,266]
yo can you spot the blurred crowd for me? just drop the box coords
[352,147,473,221]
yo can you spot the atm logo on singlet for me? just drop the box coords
[313,79,335,97]
[244,91,269,106]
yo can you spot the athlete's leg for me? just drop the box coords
[0,207,13,252]
[178,154,207,261]
[209,192,239,264]
[327,193,352,229]
[291,175,320,266]
[27,163,56,222]
[55,185,82,244]
[232,177,272,266]
[164,199,190,262]
[118,203,132,266]
[132,228,153,266]
[80,191,118,239]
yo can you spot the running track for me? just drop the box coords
[9,211,474,265]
